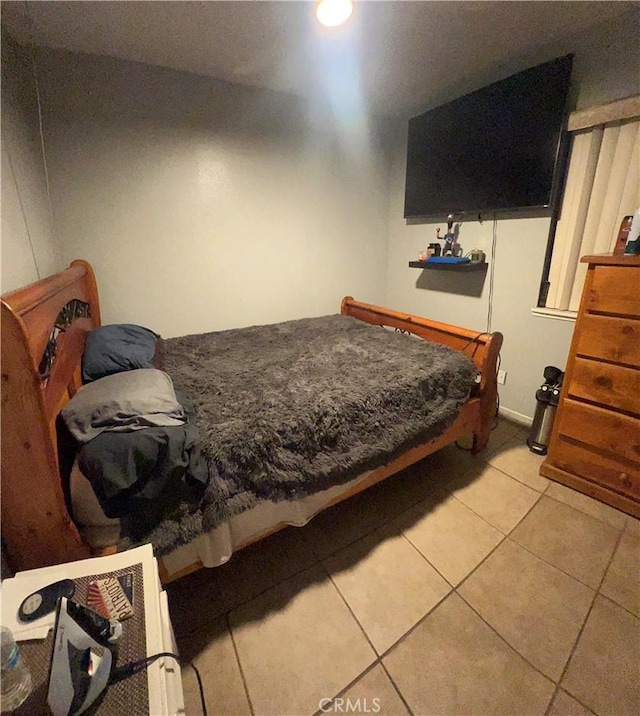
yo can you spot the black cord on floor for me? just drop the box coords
[111,651,207,716]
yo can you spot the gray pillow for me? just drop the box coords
[61,369,185,443]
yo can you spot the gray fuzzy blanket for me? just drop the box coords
[123,314,476,556]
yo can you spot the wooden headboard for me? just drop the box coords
[1,260,101,571]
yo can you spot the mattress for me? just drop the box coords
[70,461,374,578]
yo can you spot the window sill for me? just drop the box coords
[531,307,578,322]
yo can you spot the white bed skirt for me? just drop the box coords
[70,463,371,578]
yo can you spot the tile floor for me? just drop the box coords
[167,419,640,716]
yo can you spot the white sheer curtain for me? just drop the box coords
[546,116,640,311]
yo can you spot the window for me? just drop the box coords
[539,96,640,313]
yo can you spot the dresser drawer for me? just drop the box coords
[585,265,640,317]
[575,315,640,367]
[556,399,640,464]
[568,358,640,415]
[552,437,640,500]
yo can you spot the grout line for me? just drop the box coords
[544,689,561,715]
[173,550,323,638]
[508,537,602,594]
[379,660,415,716]
[455,590,556,686]
[546,687,598,716]
[485,460,549,494]
[444,493,572,697]
[440,459,545,538]
[542,489,628,532]
[595,590,640,622]
[446,487,537,538]
[306,476,449,562]
[177,455,632,716]
[374,590,452,662]
[445,535,506,594]
[544,527,625,716]
[312,477,631,716]
[309,527,385,562]
[304,453,555,710]
[315,590,451,712]
[319,560,380,656]
[397,531,454,589]
[225,612,256,716]
[317,555,453,712]
[310,661,382,716]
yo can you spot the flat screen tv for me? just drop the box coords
[404,55,573,219]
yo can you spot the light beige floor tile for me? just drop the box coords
[178,617,251,716]
[446,463,541,534]
[428,421,525,478]
[324,527,450,654]
[511,496,619,588]
[300,471,436,560]
[376,457,450,506]
[383,593,554,715]
[548,690,595,716]
[167,564,230,632]
[229,565,375,716]
[337,665,409,716]
[600,531,640,616]
[300,493,390,561]
[393,490,503,586]
[563,595,640,716]
[459,539,594,681]
[488,437,550,492]
[216,526,318,606]
[420,442,481,476]
[462,417,527,458]
[488,417,528,451]
[626,515,640,538]
[167,526,317,631]
[545,482,627,530]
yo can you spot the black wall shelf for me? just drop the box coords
[408,261,488,272]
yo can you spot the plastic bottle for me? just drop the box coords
[0,627,32,711]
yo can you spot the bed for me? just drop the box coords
[1,260,502,582]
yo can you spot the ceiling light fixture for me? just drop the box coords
[315,0,353,28]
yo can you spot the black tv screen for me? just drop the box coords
[404,55,573,219]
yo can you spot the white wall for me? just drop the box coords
[1,34,58,293]
[385,8,640,422]
[34,49,391,338]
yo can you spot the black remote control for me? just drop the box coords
[18,579,76,622]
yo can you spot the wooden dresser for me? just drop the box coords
[540,254,640,518]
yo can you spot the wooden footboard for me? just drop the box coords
[341,297,502,454]
[0,262,502,578]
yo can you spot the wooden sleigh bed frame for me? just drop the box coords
[1,260,502,582]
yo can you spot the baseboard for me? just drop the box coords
[498,406,532,428]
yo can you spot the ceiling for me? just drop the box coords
[1,1,635,118]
